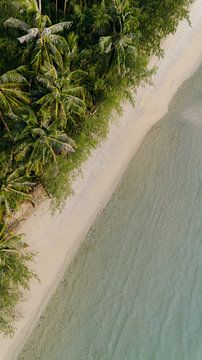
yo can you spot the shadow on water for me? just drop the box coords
[19,64,202,360]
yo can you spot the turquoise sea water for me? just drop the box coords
[19,63,202,360]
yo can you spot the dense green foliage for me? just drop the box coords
[0,0,191,334]
[0,224,34,335]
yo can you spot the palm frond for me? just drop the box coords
[49,34,69,54]
[100,36,112,54]
[18,28,39,44]
[48,22,72,34]
[0,70,28,85]
[4,17,30,32]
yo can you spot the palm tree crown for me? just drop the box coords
[36,63,86,129]
[0,69,29,132]
[4,3,72,70]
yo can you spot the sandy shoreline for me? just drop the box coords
[1,1,202,359]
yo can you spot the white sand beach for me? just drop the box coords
[1,1,202,359]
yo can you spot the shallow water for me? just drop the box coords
[19,64,202,360]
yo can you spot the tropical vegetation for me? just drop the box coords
[0,0,191,335]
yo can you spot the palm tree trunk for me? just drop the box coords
[38,0,42,13]
[56,0,58,20]
[64,0,68,14]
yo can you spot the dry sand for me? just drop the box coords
[1,1,202,359]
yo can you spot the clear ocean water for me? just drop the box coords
[19,63,202,360]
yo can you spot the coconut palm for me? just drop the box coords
[99,0,139,76]
[99,33,137,75]
[0,154,35,221]
[0,222,33,335]
[4,1,72,70]
[91,1,113,34]
[36,63,86,129]
[0,69,30,132]
[15,111,75,176]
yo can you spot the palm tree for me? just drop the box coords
[15,111,75,176]
[0,154,35,221]
[4,2,72,70]
[36,63,86,129]
[0,222,33,335]
[0,69,30,133]
[90,0,113,34]
[99,0,139,76]
[99,33,137,75]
